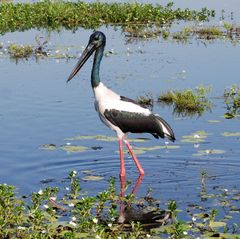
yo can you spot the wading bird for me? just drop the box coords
[67,31,175,179]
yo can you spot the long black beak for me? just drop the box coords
[67,42,96,82]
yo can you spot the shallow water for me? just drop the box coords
[0,17,240,229]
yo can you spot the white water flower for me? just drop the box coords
[72,170,77,177]
[192,216,196,222]
[17,226,26,230]
[194,134,200,139]
[68,203,74,207]
[69,221,77,227]
[183,231,188,235]
[71,216,77,221]
[38,189,43,195]
[205,149,211,154]
[194,143,200,148]
[93,218,98,224]
[146,234,151,238]
[108,223,112,227]
[65,187,70,191]
[43,204,49,209]
[95,236,101,239]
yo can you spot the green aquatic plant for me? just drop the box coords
[172,27,191,42]
[158,85,212,117]
[1,173,240,238]
[7,43,33,58]
[195,26,224,40]
[124,25,162,40]
[0,1,215,34]
[223,85,240,119]
[136,92,154,109]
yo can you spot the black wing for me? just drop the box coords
[104,109,165,138]
[120,96,147,109]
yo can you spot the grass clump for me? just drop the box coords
[7,43,33,58]
[0,1,215,34]
[224,85,240,119]
[172,27,191,42]
[1,171,240,238]
[136,92,154,109]
[0,172,169,239]
[158,85,212,116]
[195,26,224,40]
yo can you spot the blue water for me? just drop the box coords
[0,3,240,229]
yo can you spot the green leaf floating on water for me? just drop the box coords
[120,145,180,155]
[65,134,147,142]
[221,132,240,137]
[181,130,211,143]
[83,175,104,181]
[193,149,226,156]
[209,221,226,228]
[60,145,88,153]
[40,144,57,150]
[208,120,221,123]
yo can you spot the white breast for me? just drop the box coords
[93,83,151,137]
[93,82,151,115]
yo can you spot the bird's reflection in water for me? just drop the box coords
[117,175,171,229]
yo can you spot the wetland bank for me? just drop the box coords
[0,1,240,238]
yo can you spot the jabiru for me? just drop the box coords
[67,31,175,179]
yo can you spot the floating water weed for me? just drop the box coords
[136,92,154,109]
[172,27,191,42]
[0,1,215,35]
[195,26,224,39]
[7,43,33,58]
[1,174,240,238]
[158,85,212,117]
[223,85,240,119]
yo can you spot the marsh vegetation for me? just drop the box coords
[0,1,240,239]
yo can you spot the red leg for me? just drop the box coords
[118,138,126,179]
[132,174,144,195]
[124,140,145,176]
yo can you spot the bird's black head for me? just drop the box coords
[88,31,106,49]
[67,31,106,82]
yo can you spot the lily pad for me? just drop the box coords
[83,175,104,181]
[60,145,88,153]
[209,221,226,228]
[221,132,240,137]
[65,134,147,142]
[181,130,211,143]
[208,120,221,123]
[193,149,226,156]
[121,145,180,155]
[40,144,57,150]
[81,170,93,174]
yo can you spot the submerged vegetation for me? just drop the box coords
[7,43,33,59]
[1,171,240,238]
[158,86,212,117]
[1,38,76,60]
[124,23,240,43]
[136,92,154,109]
[0,1,215,34]
[224,85,240,119]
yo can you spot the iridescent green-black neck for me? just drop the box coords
[91,45,104,88]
